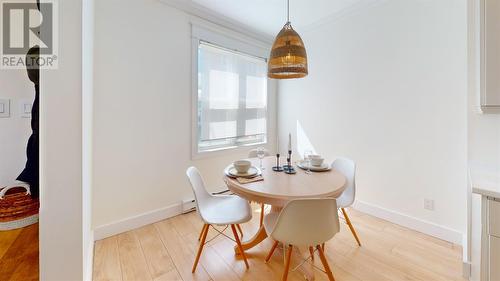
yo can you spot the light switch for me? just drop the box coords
[0,99,10,118]
[19,99,32,118]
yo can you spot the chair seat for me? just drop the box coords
[336,195,350,208]
[199,195,252,225]
[263,212,279,235]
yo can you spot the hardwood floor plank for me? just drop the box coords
[328,264,363,281]
[170,214,199,237]
[384,224,462,260]
[93,236,123,281]
[155,220,211,281]
[392,243,464,280]
[7,239,39,281]
[198,244,240,281]
[0,228,22,260]
[154,268,183,281]
[117,231,152,281]
[331,210,464,281]
[135,224,175,279]
[0,224,39,281]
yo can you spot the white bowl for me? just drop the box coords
[309,155,324,167]
[233,160,251,173]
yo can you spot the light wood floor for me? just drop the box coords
[93,205,466,281]
[0,223,39,281]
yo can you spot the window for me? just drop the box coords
[195,41,268,153]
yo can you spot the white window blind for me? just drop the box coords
[197,41,268,152]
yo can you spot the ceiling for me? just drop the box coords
[191,0,365,36]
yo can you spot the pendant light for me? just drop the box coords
[268,0,308,79]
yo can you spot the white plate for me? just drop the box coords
[225,166,261,178]
[297,161,331,172]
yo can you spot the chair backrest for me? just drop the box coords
[186,167,212,221]
[248,148,270,158]
[270,198,340,246]
[331,158,356,207]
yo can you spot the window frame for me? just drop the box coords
[191,23,273,159]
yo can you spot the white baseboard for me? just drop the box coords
[353,200,464,245]
[93,203,183,241]
[94,200,464,246]
[462,261,472,279]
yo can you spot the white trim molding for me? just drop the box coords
[353,200,464,245]
[159,0,273,44]
[301,0,389,33]
[84,231,94,281]
[463,261,472,279]
[93,203,183,241]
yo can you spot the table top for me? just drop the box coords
[224,156,347,206]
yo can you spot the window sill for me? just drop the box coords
[192,141,267,160]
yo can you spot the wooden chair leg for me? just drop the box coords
[192,224,209,273]
[231,224,250,269]
[316,245,335,281]
[265,240,279,262]
[198,224,208,241]
[259,203,265,226]
[309,246,315,261]
[341,208,361,246]
[282,245,293,281]
[236,224,244,238]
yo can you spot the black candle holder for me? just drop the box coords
[283,150,296,174]
[272,153,284,172]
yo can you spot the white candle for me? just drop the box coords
[288,133,291,151]
[276,135,279,154]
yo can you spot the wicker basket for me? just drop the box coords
[0,184,39,231]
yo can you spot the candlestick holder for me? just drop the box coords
[272,153,284,172]
[283,150,296,174]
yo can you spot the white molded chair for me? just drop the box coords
[264,198,340,281]
[186,167,252,272]
[332,157,361,246]
[248,148,270,226]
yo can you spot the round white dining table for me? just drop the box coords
[224,156,347,254]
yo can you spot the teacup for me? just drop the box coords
[233,160,251,174]
[309,155,324,167]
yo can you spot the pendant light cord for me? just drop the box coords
[287,0,290,23]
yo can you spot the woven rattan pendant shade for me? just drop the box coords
[268,21,308,79]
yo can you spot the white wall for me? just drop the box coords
[279,0,468,241]
[92,0,276,229]
[0,68,33,187]
[39,0,88,279]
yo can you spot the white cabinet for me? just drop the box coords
[489,199,500,237]
[490,236,500,281]
[482,197,500,281]
[471,172,500,281]
[481,0,500,112]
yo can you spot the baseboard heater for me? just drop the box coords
[181,189,232,214]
